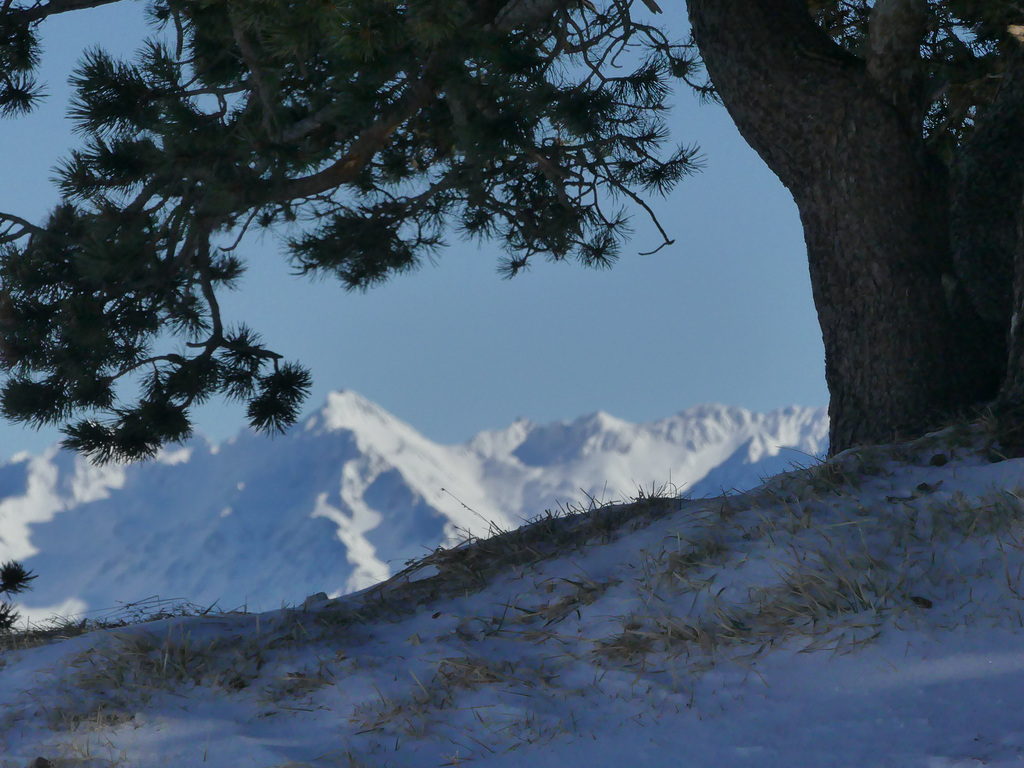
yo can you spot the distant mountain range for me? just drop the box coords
[0,391,827,623]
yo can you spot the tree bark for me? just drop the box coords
[687,0,999,454]
[979,47,1024,447]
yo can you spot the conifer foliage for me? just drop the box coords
[0,560,35,632]
[0,0,698,463]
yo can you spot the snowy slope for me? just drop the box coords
[2,422,1024,767]
[0,391,826,621]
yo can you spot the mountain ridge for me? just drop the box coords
[0,392,827,624]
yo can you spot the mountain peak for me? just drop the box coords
[305,390,398,435]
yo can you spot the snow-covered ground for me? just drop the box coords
[3,420,1024,767]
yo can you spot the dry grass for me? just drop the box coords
[261,663,336,704]
[0,596,215,655]
[42,628,226,730]
[581,429,1024,669]
[926,487,1024,540]
[348,651,566,756]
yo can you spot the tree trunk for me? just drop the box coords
[687,0,1001,454]
[971,48,1024,448]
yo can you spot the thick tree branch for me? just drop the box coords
[230,12,280,143]
[687,0,867,189]
[11,0,122,23]
[867,0,929,128]
[951,47,1024,325]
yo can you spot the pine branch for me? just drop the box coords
[0,212,48,242]
[0,0,691,460]
[275,77,439,201]
[494,0,570,31]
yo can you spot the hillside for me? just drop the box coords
[2,420,1024,766]
[0,392,827,621]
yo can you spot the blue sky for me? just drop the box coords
[0,2,827,458]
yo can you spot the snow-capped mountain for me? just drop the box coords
[0,391,827,623]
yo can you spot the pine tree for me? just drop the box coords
[0,0,698,462]
[0,560,36,632]
[686,0,1024,451]
[0,0,1021,458]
